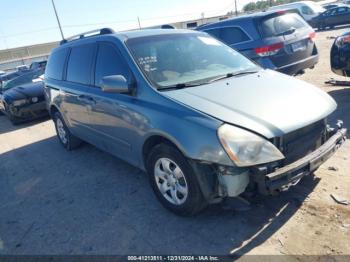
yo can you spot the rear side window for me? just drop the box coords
[66,44,95,85]
[46,48,68,80]
[261,13,307,38]
[94,43,130,86]
[205,26,250,45]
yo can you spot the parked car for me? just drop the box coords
[0,77,47,124]
[311,6,350,30]
[45,28,346,216]
[330,31,350,76]
[268,1,325,23]
[197,10,318,75]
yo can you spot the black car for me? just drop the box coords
[197,10,318,75]
[0,80,48,124]
[331,31,350,77]
[311,6,350,30]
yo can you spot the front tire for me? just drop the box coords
[146,144,207,216]
[53,112,82,150]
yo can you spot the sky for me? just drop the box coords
[0,0,254,50]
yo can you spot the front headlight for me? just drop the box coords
[12,99,28,106]
[218,124,284,167]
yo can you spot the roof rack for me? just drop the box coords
[60,28,115,45]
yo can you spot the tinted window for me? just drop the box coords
[261,13,307,38]
[66,44,95,85]
[94,43,130,86]
[206,27,250,45]
[187,22,198,28]
[46,48,68,80]
[337,7,350,14]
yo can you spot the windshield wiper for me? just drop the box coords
[209,70,259,83]
[276,27,296,36]
[157,82,202,91]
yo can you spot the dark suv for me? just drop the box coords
[197,10,318,75]
[45,28,345,216]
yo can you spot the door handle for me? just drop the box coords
[78,95,96,105]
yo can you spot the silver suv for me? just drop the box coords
[45,28,346,215]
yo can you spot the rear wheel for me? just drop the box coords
[53,112,82,150]
[146,143,207,216]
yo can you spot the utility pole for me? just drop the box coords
[137,17,141,29]
[234,0,238,16]
[51,0,64,40]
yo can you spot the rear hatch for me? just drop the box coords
[253,11,316,68]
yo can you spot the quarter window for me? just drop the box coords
[94,43,130,86]
[66,44,95,85]
[205,27,250,45]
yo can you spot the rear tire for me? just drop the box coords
[146,143,207,216]
[53,112,82,150]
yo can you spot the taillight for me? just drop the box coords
[254,42,284,57]
[309,31,316,41]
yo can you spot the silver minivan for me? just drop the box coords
[45,28,346,215]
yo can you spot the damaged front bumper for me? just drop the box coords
[251,127,347,195]
[9,101,48,121]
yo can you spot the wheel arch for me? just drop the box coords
[142,133,188,170]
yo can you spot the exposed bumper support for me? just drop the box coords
[251,128,347,195]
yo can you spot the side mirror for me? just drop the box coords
[101,75,129,93]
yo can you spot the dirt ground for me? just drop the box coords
[0,26,350,256]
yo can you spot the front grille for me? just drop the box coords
[281,119,326,165]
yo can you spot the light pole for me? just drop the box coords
[234,0,238,16]
[51,0,64,40]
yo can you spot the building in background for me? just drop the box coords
[0,42,58,71]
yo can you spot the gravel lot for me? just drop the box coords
[0,27,350,256]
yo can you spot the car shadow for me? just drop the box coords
[328,87,350,136]
[0,135,320,255]
[0,114,50,135]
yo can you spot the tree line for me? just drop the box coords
[243,0,300,12]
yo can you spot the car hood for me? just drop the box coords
[163,70,336,138]
[4,81,44,101]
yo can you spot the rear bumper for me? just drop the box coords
[276,54,319,75]
[251,128,347,195]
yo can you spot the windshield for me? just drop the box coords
[126,33,259,89]
[2,69,44,91]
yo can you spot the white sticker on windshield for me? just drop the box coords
[198,36,221,46]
